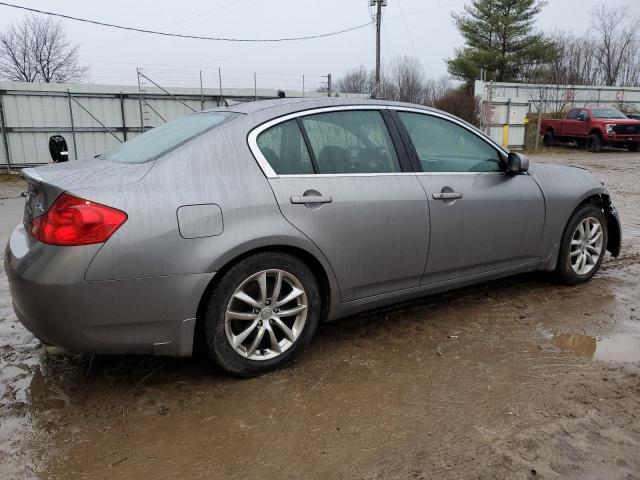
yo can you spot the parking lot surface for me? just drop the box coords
[1,149,639,479]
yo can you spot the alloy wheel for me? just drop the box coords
[570,217,604,275]
[224,269,308,361]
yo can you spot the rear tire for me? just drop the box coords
[556,204,608,285]
[203,252,321,377]
[587,133,602,152]
[543,130,555,147]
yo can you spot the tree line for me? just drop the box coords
[1,1,638,93]
[334,1,639,122]
[541,5,640,87]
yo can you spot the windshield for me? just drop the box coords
[591,108,627,119]
[102,112,236,163]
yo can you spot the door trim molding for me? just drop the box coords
[247,105,509,179]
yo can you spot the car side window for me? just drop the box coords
[567,110,579,120]
[397,112,501,173]
[301,110,400,174]
[256,120,315,175]
[578,110,589,121]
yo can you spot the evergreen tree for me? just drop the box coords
[447,0,557,86]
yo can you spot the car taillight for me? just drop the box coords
[30,193,127,246]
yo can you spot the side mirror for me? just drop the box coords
[507,152,529,174]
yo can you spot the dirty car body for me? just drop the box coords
[4,98,621,373]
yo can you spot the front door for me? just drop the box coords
[564,109,582,137]
[253,108,430,301]
[393,110,546,284]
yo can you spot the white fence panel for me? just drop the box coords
[1,80,352,169]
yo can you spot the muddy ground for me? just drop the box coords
[0,149,639,480]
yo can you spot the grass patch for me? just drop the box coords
[0,172,25,184]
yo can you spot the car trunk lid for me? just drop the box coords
[21,158,152,226]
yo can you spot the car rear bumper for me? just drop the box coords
[4,224,214,357]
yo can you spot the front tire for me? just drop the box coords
[556,205,608,285]
[203,252,321,377]
[587,133,602,152]
[627,142,640,152]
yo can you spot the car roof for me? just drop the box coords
[199,96,504,152]
[199,97,463,133]
[202,97,437,116]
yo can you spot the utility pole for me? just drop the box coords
[327,73,332,97]
[371,0,387,98]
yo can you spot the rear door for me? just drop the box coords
[249,107,429,302]
[392,109,545,285]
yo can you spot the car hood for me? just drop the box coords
[527,162,606,192]
[528,161,589,176]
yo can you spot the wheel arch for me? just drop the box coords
[567,192,621,257]
[193,241,336,355]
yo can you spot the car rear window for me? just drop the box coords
[102,112,236,164]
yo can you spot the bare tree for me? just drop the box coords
[590,4,639,86]
[336,66,374,94]
[616,26,640,87]
[0,15,87,83]
[335,58,455,106]
[388,56,426,103]
[423,76,453,107]
[520,4,640,87]
[534,31,600,86]
[0,18,39,82]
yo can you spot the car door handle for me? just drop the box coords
[290,195,333,204]
[432,192,462,200]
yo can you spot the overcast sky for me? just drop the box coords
[1,0,638,91]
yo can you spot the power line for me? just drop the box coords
[0,2,374,42]
[389,1,465,19]
[83,0,270,55]
[83,0,257,53]
[396,0,419,58]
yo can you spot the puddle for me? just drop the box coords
[554,333,640,363]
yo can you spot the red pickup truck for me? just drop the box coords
[540,107,640,152]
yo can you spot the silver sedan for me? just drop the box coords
[4,98,621,376]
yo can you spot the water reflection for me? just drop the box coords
[554,333,640,363]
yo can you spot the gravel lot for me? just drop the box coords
[1,149,639,479]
